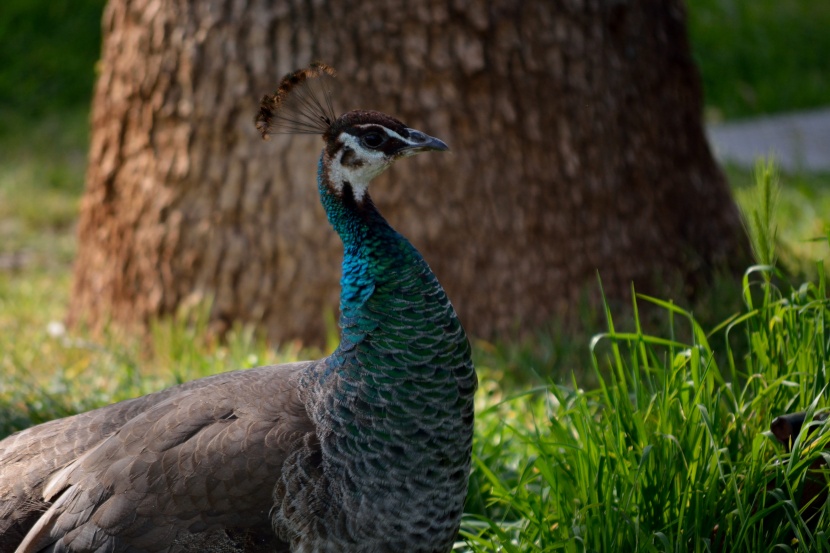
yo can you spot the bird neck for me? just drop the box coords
[317,155,396,251]
[313,150,476,481]
[316,152,432,355]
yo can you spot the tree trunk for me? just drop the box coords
[71,0,747,344]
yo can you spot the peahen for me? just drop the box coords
[0,63,477,553]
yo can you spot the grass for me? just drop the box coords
[727,163,830,276]
[465,265,830,551]
[461,169,830,551]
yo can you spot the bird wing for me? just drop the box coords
[6,361,317,553]
[1,379,215,548]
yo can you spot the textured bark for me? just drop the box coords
[71,0,747,344]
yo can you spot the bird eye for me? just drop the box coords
[361,132,386,149]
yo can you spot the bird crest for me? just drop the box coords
[256,62,338,139]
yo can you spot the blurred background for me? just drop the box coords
[0,0,828,431]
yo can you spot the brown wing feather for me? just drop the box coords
[1,391,182,549]
[1,361,318,553]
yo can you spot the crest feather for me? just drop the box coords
[256,62,338,139]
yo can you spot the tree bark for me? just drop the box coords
[71,0,747,344]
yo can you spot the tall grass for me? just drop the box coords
[462,166,830,551]
[727,164,830,276]
[739,160,780,270]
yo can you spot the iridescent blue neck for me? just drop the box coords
[317,155,420,322]
[317,158,394,250]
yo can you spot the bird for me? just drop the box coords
[0,62,477,553]
[769,411,828,450]
[768,411,829,534]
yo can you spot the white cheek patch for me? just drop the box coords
[328,133,392,203]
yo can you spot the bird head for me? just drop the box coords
[256,63,448,201]
[321,110,448,201]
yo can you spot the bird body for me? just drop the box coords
[274,155,474,551]
[0,64,476,553]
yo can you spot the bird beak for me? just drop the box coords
[400,128,450,155]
